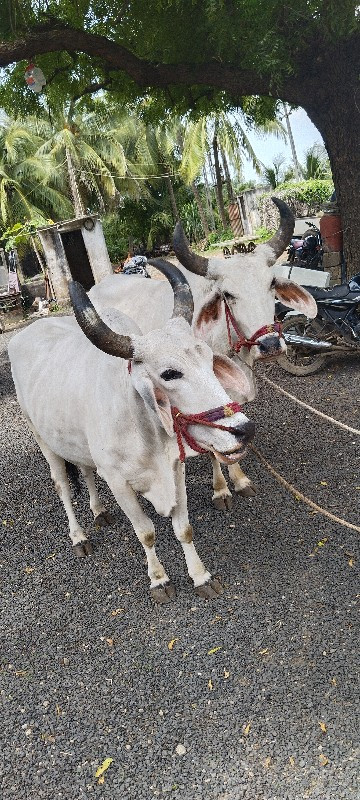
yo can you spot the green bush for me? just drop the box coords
[205,227,233,247]
[102,214,129,263]
[260,179,333,213]
[254,226,274,242]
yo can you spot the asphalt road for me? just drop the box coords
[0,329,359,800]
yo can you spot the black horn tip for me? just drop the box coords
[147,258,194,324]
[271,196,294,220]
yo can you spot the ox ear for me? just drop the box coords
[213,354,251,399]
[195,293,223,337]
[275,279,318,318]
[136,377,174,436]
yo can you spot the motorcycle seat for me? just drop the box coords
[304,283,351,300]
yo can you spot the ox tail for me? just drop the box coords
[65,461,82,497]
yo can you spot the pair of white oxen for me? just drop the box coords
[9,198,317,603]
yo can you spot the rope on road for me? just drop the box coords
[259,375,360,437]
[250,443,360,534]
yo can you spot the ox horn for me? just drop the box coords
[172,221,209,276]
[69,281,134,359]
[147,258,194,324]
[262,197,295,264]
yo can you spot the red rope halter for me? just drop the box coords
[171,401,243,462]
[224,298,282,353]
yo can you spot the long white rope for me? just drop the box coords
[259,374,360,437]
[250,444,360,534]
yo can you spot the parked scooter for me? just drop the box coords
[275,274,360,374]
[287,221,324,270]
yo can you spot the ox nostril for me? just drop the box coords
[232,420,255,445]
[258,335,281,354]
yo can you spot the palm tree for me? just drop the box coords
[0,115,72,227]
[181,110,286,229]
[33,104,151,218]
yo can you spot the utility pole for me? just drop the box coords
[283,103,302,181]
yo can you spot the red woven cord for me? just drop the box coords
[224,299,282,353]
[171,401,243,462]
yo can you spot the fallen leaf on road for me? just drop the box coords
[348,558,355,567]
[168,638,178,651]
[331,677,337,686]
[208,647,221,655]
[319,721,327,733]
[319,754,329,766]
[24,566,35,574]
[208,679,213,690]
[106,638,114,647]
[110,608,125,617]
[263,756,271,768]
[95,758,113,781]
[259,648,269,655]
[289,756,295,767]
[243,721,251,737]
[320,481,328,486]
[224,669,230,679]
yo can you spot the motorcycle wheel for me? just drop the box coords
[277,314,327,375]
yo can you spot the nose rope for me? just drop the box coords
[171,401,244,462]
[223,298,282,353]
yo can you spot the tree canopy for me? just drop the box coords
[0,1,359,270]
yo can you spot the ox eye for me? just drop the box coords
[270,278,276,290]
[223,291,235,301]
[160,369,183,381]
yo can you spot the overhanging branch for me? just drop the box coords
[0,23,277,97]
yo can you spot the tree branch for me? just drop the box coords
[0,23,276,97]
[1,21,358,109]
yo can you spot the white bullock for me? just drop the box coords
[88,198,317,508]
[9,262,254,602]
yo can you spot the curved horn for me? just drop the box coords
[147,258,194,324]
[263,197,295,263]
[69,281,134,359]
[172,221,209,276]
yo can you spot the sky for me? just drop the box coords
[242,107,324,182]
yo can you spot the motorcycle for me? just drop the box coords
[275,273,360,375]
[287,221,324,270]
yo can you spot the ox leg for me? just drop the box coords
[80,466,115,528]
[31,434,92,557]
[227,463,256,497]
[210,453,233,511]
[171,462,223,599]
[101,475,175,603]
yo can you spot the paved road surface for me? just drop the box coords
[0,329,359,800]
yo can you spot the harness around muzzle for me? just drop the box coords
[224,297,282,353]
[128,360,243,462]
[171,401,244,462]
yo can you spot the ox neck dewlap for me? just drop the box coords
[223,297,282,353]
[127,361,242,462]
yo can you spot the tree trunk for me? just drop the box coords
[220,147,234,203]
[298,55,359,279]
[65,147,85,218]
[212,130,227,229]
[191,181,210,238]
[202,165,216,230]
[165,169,179,222]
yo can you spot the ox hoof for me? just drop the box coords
[73,540,93,558]
[95,511,115,528]
[213,494,233,511]
[195,578,223,599]
[150,582,176,604]
[236,482,256,497]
